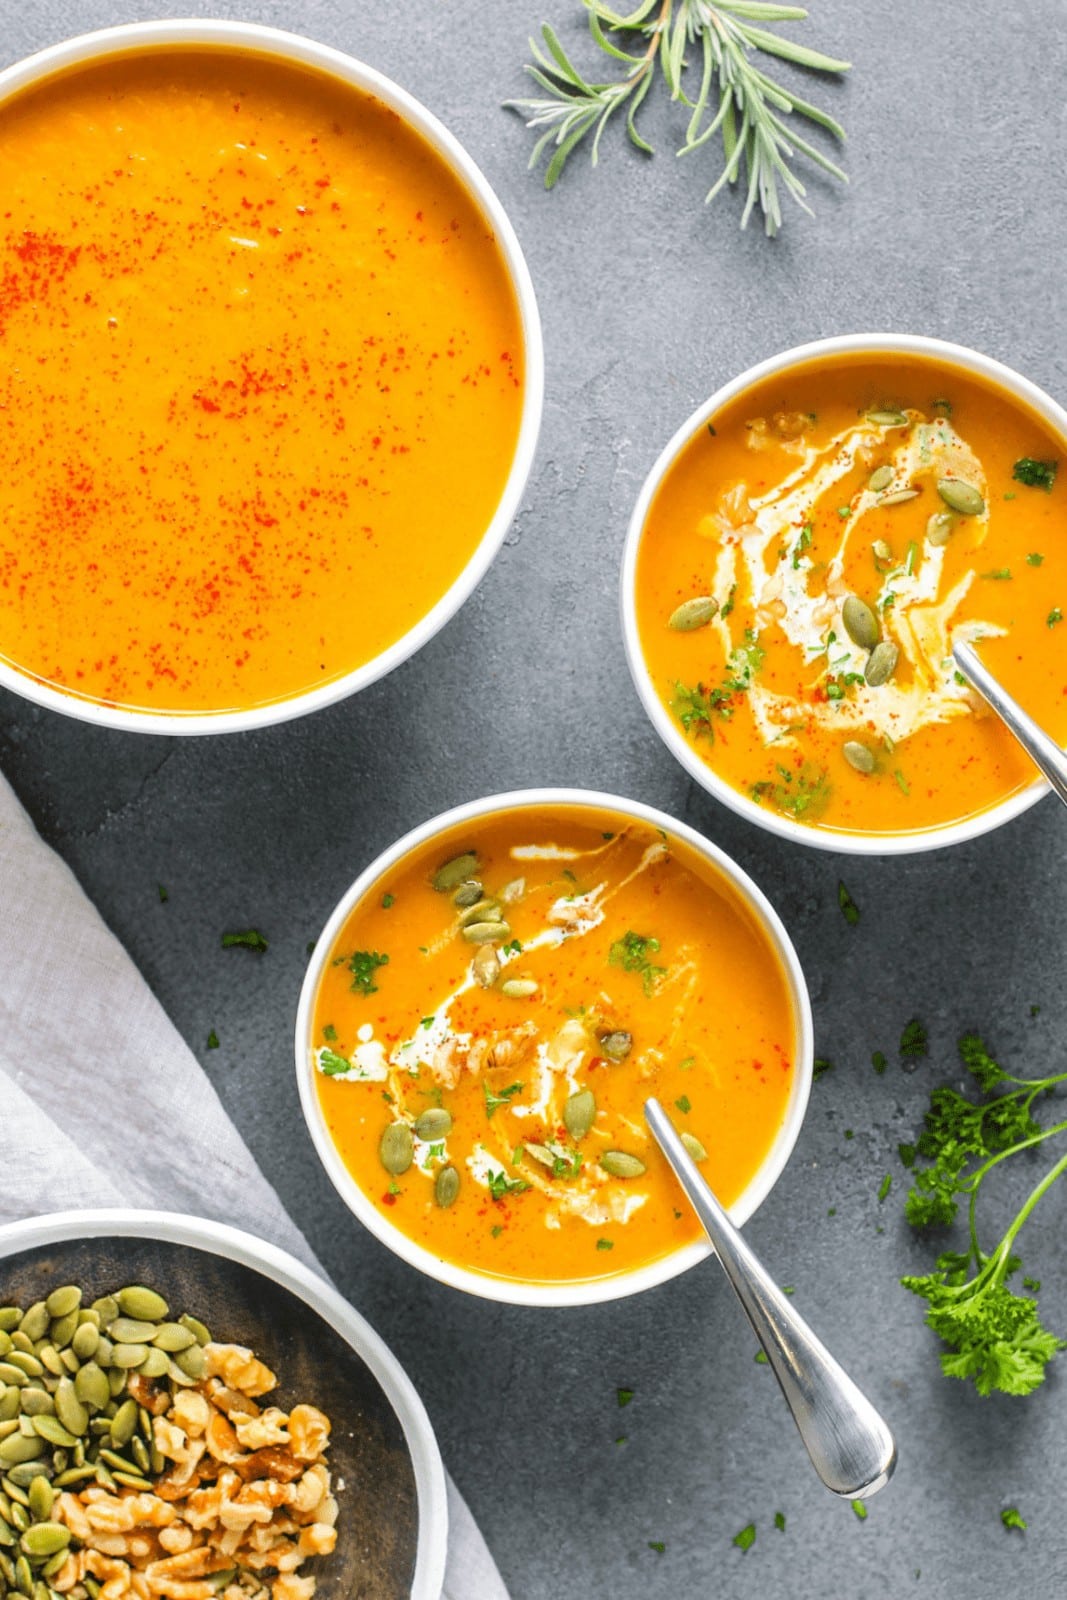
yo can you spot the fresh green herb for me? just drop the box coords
[1013,458,1058,491]
[732,1523,756,1553]
[754,1350,768,1364]
[1001,1507,1027,1533]
[900,1032,1067,1396]
[872,1051,888,1075]
[487,1169,530,1202]
[931,398,952,417]
[893,768,910,796]
[1048,608,1063,628]
[221,929,268,953]
[491,1224,504,1238]
[388,1180,401,1196]
[381,892,395,909]
[348,949,388,996]
[882,591,897,613]
[877,1173,892,1203]
[781,1286,795,1296]
[954,670,967,686]
[844,1129,854,1141]
[900,1018,927,1059]
[672,632,764,741]
[838,880,860,926]
[750,761,831,821]
[905,541,918,576]
[503,938,523,956]
[322,1023,337,1042]
[678,1055,695,1071]
[1031,1005,1041,1017]
[609,930,667,995]
[791,523,813,570]
[981,568,1012,581]
[596,1238,614,1251]
[720,583,738,619]
[828,1206,837,1216]
[851,1500,868,1522]
[837,505,852,520]
[207,1030,219,1050]
[306,940,317,955]
[1023,1276,1041,1293]
[898,1142,916,1169]
[617,1387,634,1408]
[602,830,616,839]
[675,1094,691,1114]
[1026,553,1044,566]
[512,1144,524,1166]
[774,1512,786,1532]
[420,1016,435,1031]
[157,884,168,904]
[484,1081,525,1119]
[615,1435,627,1445]
[381,1090,394,1105]
[813,1057,834,1080]
[421,1142,446,1170]
[647,1542,665,1554]
[319,1049,351,1077]
[706,424,716,438]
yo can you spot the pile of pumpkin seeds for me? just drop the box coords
[0,1283,212,1600]
[432,851,535,1000]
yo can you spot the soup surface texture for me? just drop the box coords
[635,355,1067,837]
[311,806,798,1287]
[0,48,524,713]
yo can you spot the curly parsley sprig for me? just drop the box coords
[507,1,850,236]
[901,1033,1067,1397]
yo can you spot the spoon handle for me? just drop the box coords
[644,1097,896,1499]
[953,639,1067,806]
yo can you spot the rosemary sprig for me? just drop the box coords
[506,1,850,236]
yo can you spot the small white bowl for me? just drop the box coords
[296,788,814,1308]
[0,1208,448,1599]
[0,21,543,735]
[621,333,1067,855]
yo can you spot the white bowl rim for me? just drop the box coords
[295,786,814,1308]
[620,331,1065,856]
[0,1206,448,1599]
[0,18,544,736]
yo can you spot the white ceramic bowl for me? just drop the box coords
[0,1208,448,1600]
[621,333,1067,855]
[296,787,814,1308]
[0,20,543,735]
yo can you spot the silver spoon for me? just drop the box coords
[644,1097,896,1499]
[952,639,1067,806]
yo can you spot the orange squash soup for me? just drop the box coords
[310,805,798,1288]
[635,353,1067,838]
[0,47,525,714]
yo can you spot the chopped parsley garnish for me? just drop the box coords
[207,1030,219,1050]
[1001,1507,1027,1533]
[157,884,168,903]
[674,1095,691,1114]
[647,1542,665,1554]
[487,1169,529,1202]
[348,949,388,997]
[754,1350,768,1364]
[837,504,852,519]
[894,768,910,797]
[720,583,737,619]
[774,1511,786,1532]
[1026,552,1045,566]
[931,398,952,417]
[616,1387,634,1407]
[732,1524,756,1552]
[1048,608,1063,628]
[813,1057,834,1080]
[609,930,667,995]
[791,523,813,569]
[319,1048,352,1077]
[706,422,717,437]
[381,892,395,909]
[484,1081,525,1118]
[872,1051,887,1075]
[503,938,523,956]
[306,941,316,955]
[420,1016,435,1030]
[1023,1276,1042,1293]
[1013,457,1058,491]
[221,928,268,953]
[751,762,831,821]
[322,1023,337,1042]
[388,1180,401,1196]
[672,632,764,742]
[898,1142,916,1168]
[491,1224,503,1238]
[596,1238,614,1251]
[838,880,860,926]
[900,1018,928,1058]
[878,1173,892,1203]
[851,1500,868,1522]
[980,568,1012,581]
[844,1129,854,1141]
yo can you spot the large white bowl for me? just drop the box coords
[0,1208,448,1600]
[296,787,814,1308]
[621,333,1067,855]
[0,20,543,735]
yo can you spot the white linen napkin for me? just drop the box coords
[0,768,507,1600]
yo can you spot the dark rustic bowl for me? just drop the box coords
[0,1211,447,1600]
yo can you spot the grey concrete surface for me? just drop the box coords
[2,1,1066,1596]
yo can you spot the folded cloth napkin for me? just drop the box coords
[0,768,507,1600]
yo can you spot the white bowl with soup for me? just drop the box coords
[0,21,542,732]
[296,789,814,1308]
[622,334,1067,853]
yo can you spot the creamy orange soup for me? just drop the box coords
[0,49,524,713]
[636,355,1067,838]
[311,806,797,1288]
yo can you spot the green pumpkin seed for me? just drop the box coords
[108,1320,157,1345]
[434,1166,460,1209]
[936,477,984,517]
[139,1348,169,1380]
[926,510,957,546]
[206,1571,238,1593]
[115,1287,168,1324]
[413,1108,453,1142]
[865,640,899,687]
[107,1368,127,1398]
[52,1467,94,1489]
[3,1465,48,1490]
[19,1524,69,1560]
[0,1439,44,1468]
[26,1480,52,1523]
[0,1521,12,1548]
[598,1030,632,1062]
[461,920,511,945]
[14,1552,32,1594]
[432,853,479,893]
[868,465,894,493]
[379,1122,414,1177]
[0,1314,19,1335]
[17,1395,51,1421]
[47,1313,78,1352]
[0,1334,9,1360]
[524,1144,556,1170]
[4,1357,41,1382]
[452,880,483,909]
[43,1290,80,1323]
[842,595,879,651]
[130,1437,150,1475]
[866,408,908,427]
[599,1151,646,1179]
[17,1309,47,1346]
[0,1422,16,1442]
[843,741,876,775]
[872,539,892,562]
[458,898,501,928]
[668,596,718,632]
[8,1335,32,1357]
[108,1400,138,1449]
[42,1548,68,1579]
[471,945,500,989]
[150,1325,196,1354]
[77,1309,100,1330]
[89,1299,118,1329]
[500,978,538,999]
[7,1499,29,1528]
[177,1315,211,1348]
[880,487,919,506]
[0,1392,18,1423]
[94,1339,113,1367]
[109,1345,148,1371]
[563,1089,596,1141]
[681,1132,708,1162]
[70,1324,98,1363]
[29,1421,76,1451]
[52,1384,86,1439]
[112,1470,151,1491]
[73,1365,109,1413]
[97,1449,135,1475]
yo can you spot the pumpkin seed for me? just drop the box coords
[19,1524,69,1559]
[0,1440,43,1468]
[0,1335,9,1359]
[937,477,984,517]
[17,1396,51,1421]
[866,408,908,427]
[107,1368,126,1398]
[90,1299,118,1328]
[139,1347,169,1380]
[843,741,876,775]
[379,1123,414,1176]
[108,1400,138,1450]
[472,945,501,988]
[434,1166,460,1209]
[26,1480,52,1523]
[0,1394,17,1424]
[108,1345,149,1371]
[130,1438,151,1476]
[0,1315,18,1335]
[868,465,894,492]
[681,1132,708,1162]
[0,1422,16,1441]
[8,1335,31,1357]
[452,880,483,909]
[0,1369,24,1391]
[29,1421,76,1451]
[58,1351,78,1376]
[842,595,879,651]
[108,1319,157,1345]
[880,487,920,506]
[872,539,892,562]
[865,640,899,687]
[70,1324,98,1362]
[432,853,479,893]
[95,1339,113,1367]
[43,1549,67,1578]
[668,596,718,632]
[47,1313,78,1352]
[458,898,501,928]
[17,1309,47,1346]
[73,1365,108,1413]
[43,1290,80,1323]
[3,1465,48,1490]
[563,1089,596,1141]
[14,1552,32,1593]
[600,1151,646,1179]
[461,920,511,945]
[4,1357,41,1382]
[597,1030,632,1062]
[150,1324,196,1354]
[112,1470,151,1492]
[524,1144,557,1170]
[413,1108,453,1142]
[500,978,538,999]
[172,1345,205,1382]
[0,1521,11,1548]
[177,1315,211,1348]
[51,1467,93,1490]
[115,1285,170,1325]
[52,1385,86,1440]
[926,510,957,546]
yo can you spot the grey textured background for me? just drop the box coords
[2,2,1066,1596]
